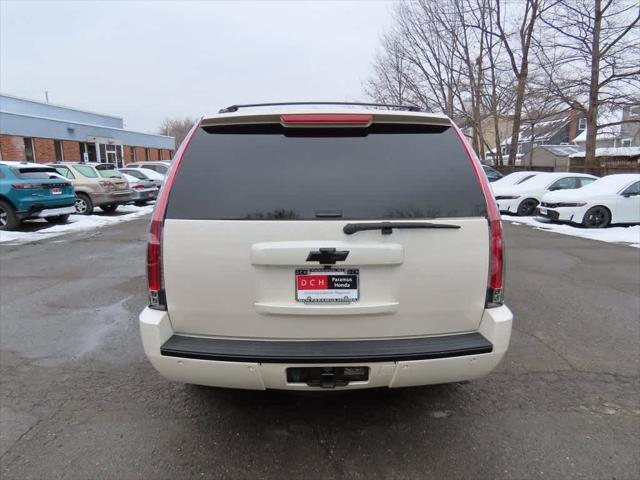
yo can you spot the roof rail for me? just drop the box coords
[218,101,422,114]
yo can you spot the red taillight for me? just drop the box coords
[146,119,201,310]
[280,113,373,126]
[12,183,43,189]
[451,123,504,307]
[132,185,145,190]
[98,180,115,191]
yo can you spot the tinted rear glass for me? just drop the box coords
[12,167,60,179]
[121,169,146,179]
[166,124,487,220]
[74,165,98,178]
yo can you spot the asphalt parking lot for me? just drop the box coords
[1,219,638,480]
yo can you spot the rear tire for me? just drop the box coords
[74,194,93,215]
[100,204,118,213]
[517,198,539,216]
[582,206,611,228]
[0,200,20,231]
[45,214,70,224]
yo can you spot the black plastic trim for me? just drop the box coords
[160,332,492,364]
[343,221,461,235]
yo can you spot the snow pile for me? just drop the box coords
[0,204,154,245]
[569,146,640,158]
[504,215,640,248]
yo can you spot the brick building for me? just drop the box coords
[0,93,175,165]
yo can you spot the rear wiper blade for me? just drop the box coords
[343,222,461,235]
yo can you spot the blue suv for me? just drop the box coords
[0,162,76,231]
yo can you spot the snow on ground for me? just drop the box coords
[504,215,640,248]
[0,204,154,245]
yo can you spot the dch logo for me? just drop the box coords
[297,275,329,290]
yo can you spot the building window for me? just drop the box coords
[79,142,97,162]
[578,118,586,130]
[622,138,632,147]
[517,144,523,154]
[99,144,107,163]
[54,140,64,162]
[24,137,35,162]
[630,106,640,117]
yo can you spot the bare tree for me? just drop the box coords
[538,0,640,169]
[158,117,196,149]
[364,35,412,106]
[481,0,550,166]
[365,0,527,164]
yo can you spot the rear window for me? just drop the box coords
[166,124,487,220]
[96,164,123,178]
[516,174,536,184]
[148,164,168,174]
[122,169,146,180]
[12,167,60,179]
[74,165,98,178]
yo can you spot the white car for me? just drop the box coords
[538,174,640,227]
[490,171,541,190]
[139,102,513,391]
[121,173,158,206]
[127,161,171,175]
[119,167,164,188]
[493,172,598,216]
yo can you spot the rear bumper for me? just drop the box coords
[17,204,76,220]
[130,188,158,201]
[537,205,586,223]
[92,190,134,205]
[140,306,513,390]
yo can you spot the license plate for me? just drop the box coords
[539,207,548,215]
[51,188,62,195]
[295,268,359,303]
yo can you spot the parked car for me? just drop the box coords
[0,162,76,230]
[493,172,598,216]
[538,174,640,228]
[127,161,170,175]
[482,164,503,182]
[119,167,164,188]
[47,162,133,215]
[121,173,158,206]
[490,170,542,189]
[139,104,513,391]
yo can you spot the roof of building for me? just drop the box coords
[537,145,583,157]
[0,93,123,121]
[0,92,175,149]
[573,110,622,143]
[569,146,640,158]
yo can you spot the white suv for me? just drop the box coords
[139,103,513,390]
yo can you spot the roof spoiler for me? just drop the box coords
[218,101,423,114]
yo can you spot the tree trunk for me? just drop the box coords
[529,125,535,168]
[492,112,503,166]
[508,72,527,166]
[585,0,602,172]
[475,57,486,161]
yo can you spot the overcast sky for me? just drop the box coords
[0,0,397,133]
